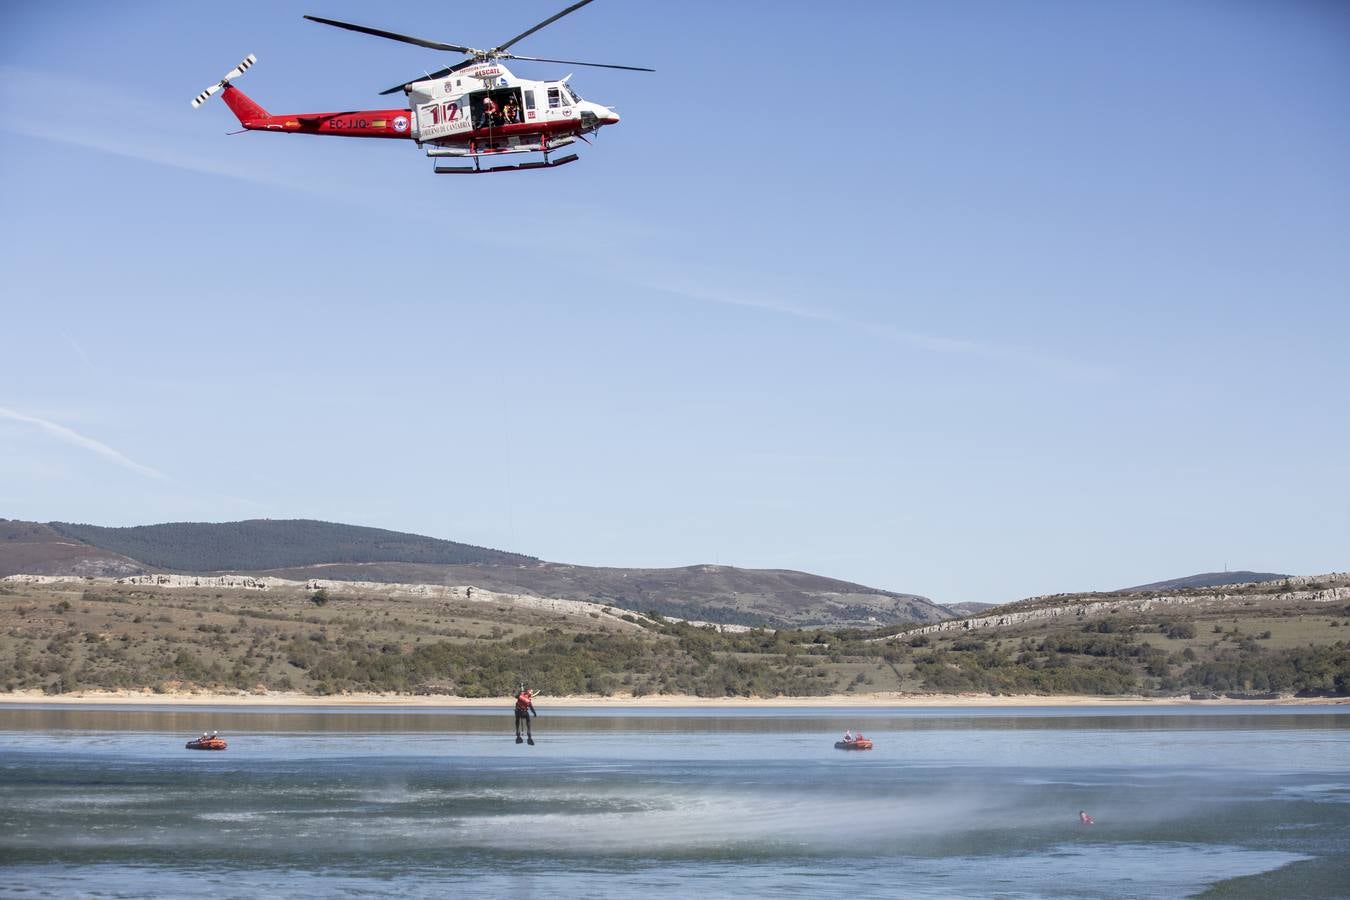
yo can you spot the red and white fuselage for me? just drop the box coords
[220,62,619,158]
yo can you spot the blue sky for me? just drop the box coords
[2,1,1346,605]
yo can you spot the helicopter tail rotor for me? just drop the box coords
[191,54,257,108]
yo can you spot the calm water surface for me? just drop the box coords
[1,705,1346,898]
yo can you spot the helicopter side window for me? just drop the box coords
[547,87,562,109]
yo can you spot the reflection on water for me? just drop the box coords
[3,703,1347,736]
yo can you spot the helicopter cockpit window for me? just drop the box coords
[547,87,562,109]
[566,85,581,104]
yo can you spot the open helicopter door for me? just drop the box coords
[468,87,525,130]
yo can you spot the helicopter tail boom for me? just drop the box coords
[223,93,415,139]
[195,57,413,140]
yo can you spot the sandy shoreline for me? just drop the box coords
[0,690,1342,709]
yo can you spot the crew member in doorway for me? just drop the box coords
[479,95,499,129]
[515,684,537,745]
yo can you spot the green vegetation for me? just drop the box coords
[1,580,1347,699]
[1178,645,1349,695]
[47,519,535,572]
[292,628,822,698]
[0,584,832,698]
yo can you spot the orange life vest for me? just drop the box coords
[515,691,532,712]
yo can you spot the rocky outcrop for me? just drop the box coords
[879,573,1350,642]
[116,573,278,590]
[1,572,755,634]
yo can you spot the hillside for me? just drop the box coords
[862,573,1350,695]
[0,521,143,577]
[1119,571,1289,592]
[46,519,534,572]
[1,519,947,628]
[2,572,1345,699]
[887,573,1349,640]
[251,561,946,628]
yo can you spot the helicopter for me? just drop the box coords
[191,0,651,174]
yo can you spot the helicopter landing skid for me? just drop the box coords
[435,153,579,174]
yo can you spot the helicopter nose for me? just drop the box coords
[598,106,619,126]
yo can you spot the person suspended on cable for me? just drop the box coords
[514,684,537,745]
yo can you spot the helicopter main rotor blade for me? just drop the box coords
[500,53,654,72]
[379,57,479,95]
[494,0,596,53]
[303,15,476,54]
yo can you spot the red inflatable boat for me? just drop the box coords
[834,737,873,750]
[186,736,227,751]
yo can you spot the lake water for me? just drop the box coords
[1,705,1347,898]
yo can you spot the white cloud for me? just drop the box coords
[0,63,340,196]
[0,406,165,480]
